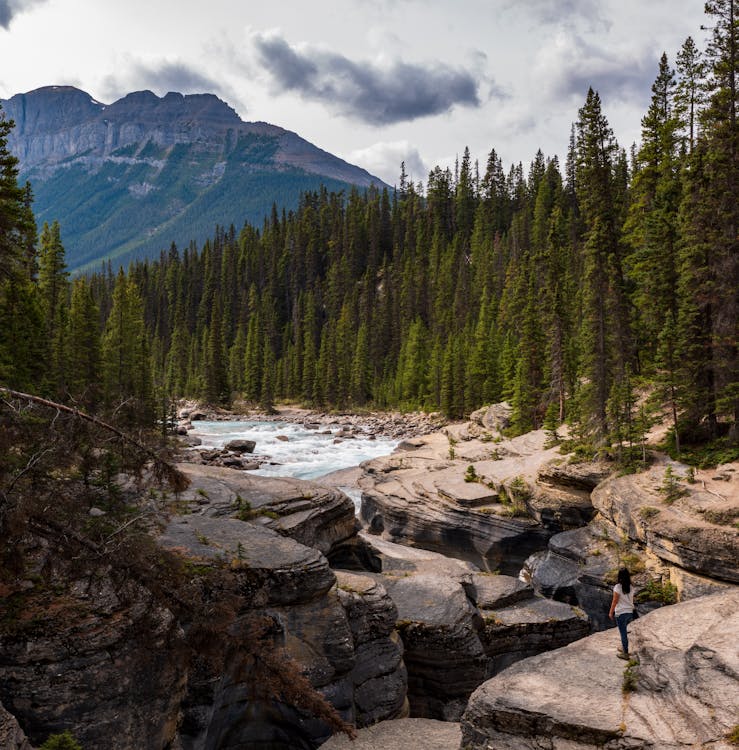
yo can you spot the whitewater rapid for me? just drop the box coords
[187,419,399,481]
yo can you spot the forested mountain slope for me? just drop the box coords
[1,86,386,270]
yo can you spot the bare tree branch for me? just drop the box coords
[0,387,189,492]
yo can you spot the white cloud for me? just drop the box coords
[349,140,427,185]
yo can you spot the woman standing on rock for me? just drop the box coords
[609,567,636,659]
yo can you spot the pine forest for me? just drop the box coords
[1,4,737,465]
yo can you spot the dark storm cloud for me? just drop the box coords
[0,0,47,30]
[550,35,656,107]
[126,61,224,96]
[253,32,483,125]
[100,60,245,113]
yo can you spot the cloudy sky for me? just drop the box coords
[0,0,707,184]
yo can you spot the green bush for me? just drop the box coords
[622,658,639,694]
[635,579,678,605]
[659,466,687,504]
[40,732,83,750]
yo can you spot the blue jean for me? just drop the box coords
[616,612,633,653]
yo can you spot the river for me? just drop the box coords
[187,419,399,480]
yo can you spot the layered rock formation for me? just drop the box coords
[1,468,406,749]
[591,462,739,583]
[0,546,187,749]
[461,588,739,749]
[160,469,407,746]
[359,535,589,721]
[358,423,600,575]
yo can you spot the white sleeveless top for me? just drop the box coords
[614,583,635,616]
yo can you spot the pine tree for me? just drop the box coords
[0,106,44,391]
[67,277,101,407]
[624,54,681,369]
[575,89,632,440]
[101,271,153,424]
[676,0,738,440]
[203,296,229,406]
[38,220,70,395]
[675,36,705,151]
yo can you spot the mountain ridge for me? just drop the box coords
[1,86,388,270]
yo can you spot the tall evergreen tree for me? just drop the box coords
[67,276,101,407]
[575,89,632,439]
[101,271,153,424]
[38,220,70,394]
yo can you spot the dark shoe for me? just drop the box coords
[617,649,630,660]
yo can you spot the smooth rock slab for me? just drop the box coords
[159,515,335,606]
[321,718,461,750]
[176,463,357,556]
[461,588,739,750]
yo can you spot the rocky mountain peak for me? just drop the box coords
[4,85,104,135]
[103,89,243,130]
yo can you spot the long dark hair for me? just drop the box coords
[617,567,631,594]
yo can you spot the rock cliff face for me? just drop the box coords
[0,543,187,749]
[461,588,739,750]
[359,535,589,722]
[591,463,739,583]
[1,86,385,269]
[525,460,738,627]
[0,702,32,750]
[159,470,407,747]
[0,469,407,749]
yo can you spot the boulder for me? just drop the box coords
[461,588,739,750]
[469,402,512,433]
[224,439,256,454]
[321,718,461,750]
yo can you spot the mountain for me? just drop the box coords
[1,86,387,271]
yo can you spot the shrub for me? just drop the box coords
[622,659,639,694]
[659,466,687,504]
[635,579,678,605]
[464,465,478,483]
[40,732,83,750]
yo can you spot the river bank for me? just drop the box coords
[176,401,449,440]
